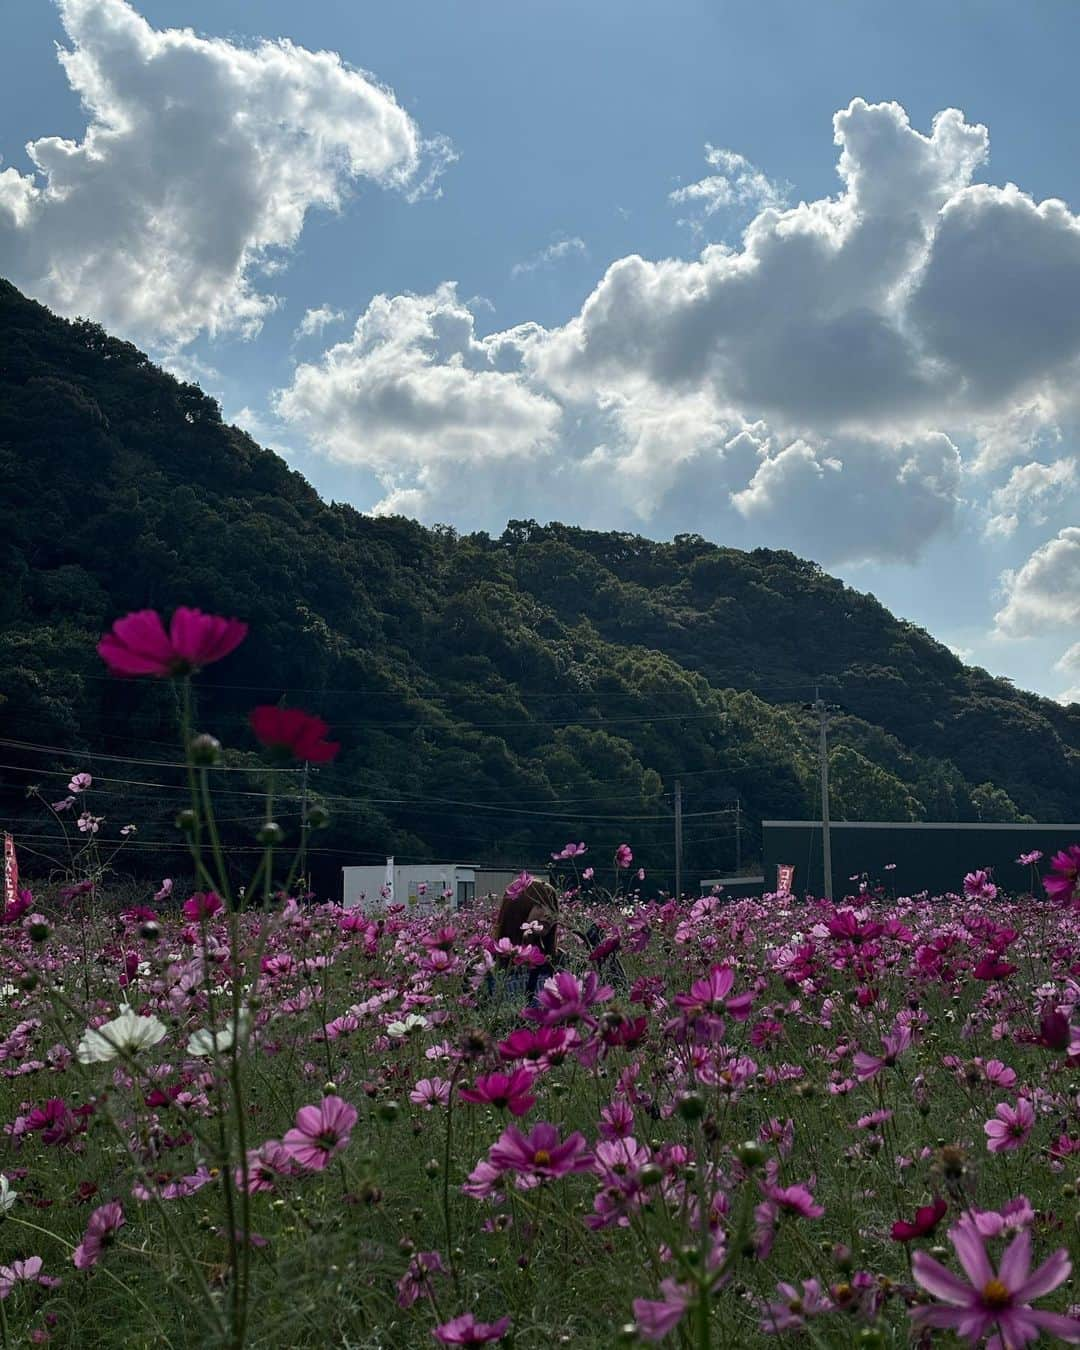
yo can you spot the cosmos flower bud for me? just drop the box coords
[736,1140,767,1168]
[188,733,222,766]
[675,1091,705,1121]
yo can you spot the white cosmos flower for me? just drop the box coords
[386,1013,429,1039]
[0,1175,16,1212]
[186,1012,250,1058]
[77,1006,167,1064]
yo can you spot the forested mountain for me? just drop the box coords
[2,276,1078,896]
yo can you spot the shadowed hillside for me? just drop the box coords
[2,277,1077,894]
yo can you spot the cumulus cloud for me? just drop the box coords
[0,0,442,346]
[669,145,788,230]
[511,237,587,277]
[985,458,1076,537]
[994,528,1080,636]
[294,305,346,341]
[273,284,562,473]
[273,98,1079,567]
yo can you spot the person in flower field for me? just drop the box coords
[491,874,560,1002]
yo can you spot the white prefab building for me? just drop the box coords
[341,860,522,914]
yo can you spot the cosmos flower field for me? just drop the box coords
[3,610,1080,1349]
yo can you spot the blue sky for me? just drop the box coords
[2,0,1079,700]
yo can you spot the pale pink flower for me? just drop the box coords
[281,1096,357,1170]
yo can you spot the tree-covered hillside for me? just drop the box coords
[2,277,1078,896]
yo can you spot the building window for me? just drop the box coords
[457,880,475,908]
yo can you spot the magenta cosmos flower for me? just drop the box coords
[73,1201,125,1270]
[459,1070,537,1117]
[615,844,633,868]
[673,964,754,1030]
[98,607,247,677]
[432,1313,510,1344]
[1045,845,1080,904]
[182,891,223,922]
[281,1096,357,1170]
[911,1223,1080,1345]
[985,1099,1035,1153]
[522,970,612,1028]
[249,706,340,763]
[488,1121,593,1181]
[892,1198,947,1242]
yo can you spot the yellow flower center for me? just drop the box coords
[982,1279,1011,1309]
[533,1149,552,1166]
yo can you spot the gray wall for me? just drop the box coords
[762,821,1079,899]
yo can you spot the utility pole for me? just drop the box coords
[814,685,833,900]
[299,760,310,894]
[734,797,742,874]
[674,779,683,900]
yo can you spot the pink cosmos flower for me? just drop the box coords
[911,1223,1080,1345]
[236,1140,296,1194]
[552,842,587,861]
[432,1313,510,1344]
[182,891,223,922]
[68,773,92,794]
[410,1077,452,1110]
[0,1257,60,1299]
[281,1096,358,1170]
[98,607,247,678]
[615,844,633,869]
[755,1180,824,1258]
[762,1180,825,1220]
[985,1099,1035,1153]
[984,1059,1018,1088]
[1045,845,1080,904]
[250,706,340,763]
[153,879,173,902]
[73,1201,125,1269]
[633,1278,692,1341]
[460,1070,537,1117]
[853,1024,913,1081]
[672,964,754,1038]
[488,1121,593,1182]
[396,1250,447,1309]
[522,970,612,1028]
[1017,850,1043,866]
[964,869,999,901]
[760,1278,833,1333]
[964,1196,1037,1239]
[504,872,535,900]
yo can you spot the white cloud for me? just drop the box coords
[294,305,346,341]
[273,284,562,474]
[0,0,442,347]
[511,237,587,277]
[669,144,788,230]
[985,458,1076,537]
[1058,686,1080,706]
[994,527,1080,636]
[279,98,1080,568]
[1055,641,1080,672]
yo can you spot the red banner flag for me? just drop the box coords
[777,863,794,896]
[3,834,18,909]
